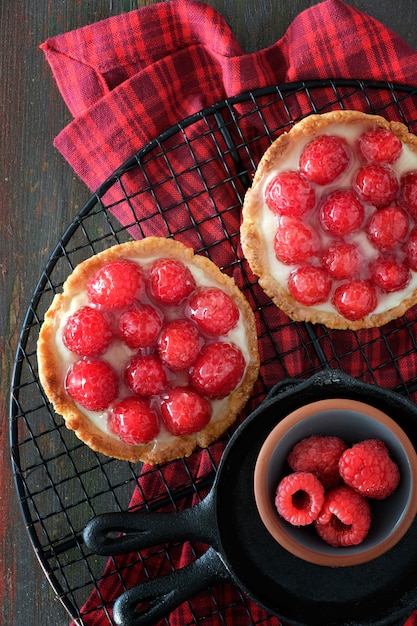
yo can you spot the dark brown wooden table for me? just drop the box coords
[2,1,417,624]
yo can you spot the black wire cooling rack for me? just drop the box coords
[10,79,417,626]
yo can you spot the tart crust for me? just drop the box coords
[37,237,259,464]
[241,110,417,330]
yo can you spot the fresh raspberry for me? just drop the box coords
[287,266,332,306]
[160,387,212,436]
[65,359,119,411]
[157,319,201,371]
[332,280,377,321]
[369,256,410,293]
[405,226,417,270]
[63,306,113,356]
[400,171,417,219]
[187,287,239,336]
[86,259,143,309]
[366,206,409,250]
[125,354,167,397]
[148,258,196,306]
[354,164,399,208]
[190,341,245,399]
[108,396,159,445]
[118,304,163,350]
[275,472,325,526]
[321,242,363,280]
[274,217,318,265]
[319,190,365,237]
[339,439,400,499]
[315,485,371,547]
[356,128,402,165]
[299,135,350,185]
[265,171,316,217]
[287,435,348,489]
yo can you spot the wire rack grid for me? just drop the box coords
[9,79,417,625]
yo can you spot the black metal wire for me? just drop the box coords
[9,79,417,625]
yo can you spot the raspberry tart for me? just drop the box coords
[241,110,417,329]
[37,237,259,464]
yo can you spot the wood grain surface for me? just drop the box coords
[2,1,417,624]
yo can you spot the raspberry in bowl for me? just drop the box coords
[253,398,417,567]
[37,237,259,464]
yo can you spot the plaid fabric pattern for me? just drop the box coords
[40,1,417,624]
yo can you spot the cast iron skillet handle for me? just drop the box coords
[112,546,230,626]
[264,377,301,402]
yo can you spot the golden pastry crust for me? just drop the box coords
[37,237,259,464]
[241,110,417,330]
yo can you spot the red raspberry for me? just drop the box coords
[400,171,417,219]
[356,128,402,165]
[125,354,167,397]
[148,258,196,306]
[160,387,212,436]
[366,206,409,250]
[275,472,325,526]
[157,319,201,371]
[287,435,348,489]
[405,226,417,270]
[190,341,245,399]
[354,164,399,208]
[339,439,400,499]
[265,171,316,217]
[321,242,363,280]
[63,306,113,356]
[108,396,159,445]
[332,280,377,321]
[118,304,163,350]
[369,256,410,293]
[187,287,239,336]
[315,485,371,547]
[299,135,350,185]
[319,190,365,237]
[287,266,332,306]
[274,217,318,265]
[87,259,143,309]
[65,359,119,411]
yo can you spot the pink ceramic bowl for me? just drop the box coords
[254,398,417,567]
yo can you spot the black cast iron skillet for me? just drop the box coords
[83,370,417,626]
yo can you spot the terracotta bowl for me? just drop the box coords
[253,398,417,567]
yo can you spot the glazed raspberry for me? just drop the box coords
[400,171,417,219]
[319,190,365,237]
[125,354,167,397]
[160,387,212,436]
[354,164,399,208]
[65,359,119,411]
[321,242,363,280]
[366,206,409,250]
[87,259,143,309]
[157,319,201,371]
[357,128,402,165]
[190,341,245,399]
[108,396,159,445]
[299,135,350,185]
[405,226,417,270]
[287,435,348,489]
[265,171,316,217]
[118,304,163,350]
[369,256,410,293]
[187,287,240,336]
[332,280,377,321]
[63,306,113,356]
[339,439,400,499]
[315,485,371,547]
[274,217,318,265]
[275,472,325,526]
[148,258,196,306]
[287,266,332,306]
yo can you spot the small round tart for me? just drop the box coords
[241,110,417,329]
[37,237,259,464]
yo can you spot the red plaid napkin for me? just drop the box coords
[41,1,417,624]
